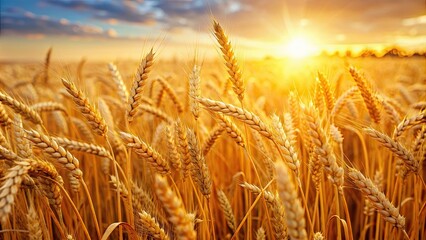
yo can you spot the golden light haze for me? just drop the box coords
[0,0,425,62]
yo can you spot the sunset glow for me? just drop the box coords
[284,37,316,59]
[0,0,424,61]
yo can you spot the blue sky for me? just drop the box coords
[1,0,425,61]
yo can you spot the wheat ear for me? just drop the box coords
[216,113,245,147]
[31,102,67,114]
[331,86,359,117]
[154,174,196,240]
[275,162,307,240]
[0,161,32,221]
[217,189,236,233]
[317,71,335,113]
[187,128,212,198]
[349,66,381,123]
[165,125,182,171]
[379,97,401,126]
[157,78,183,113]
[128,49,154,122]
[136,104,173,124]
[0,103,11,126]
[27,204,43,240]
[213,20,244,101]
[25,129,83,191]
[303,103,344,191]
[364,127,419,174]
[51,136,112,159]
[42,47,52,83]
[202,125,224,156]
[31,160,63,213]
[0,91,42,124]
[393,111,426,139]
[241,182,288,239]
[189,65,201,120]
[108,63,129,104]
[256,227,266,240]
[175,119,192,178]
[138,210,170,240]
[271,114,300,176]
[13,115,32,159]
[197,97,273,139]
[348,168,405,229]
[313,232,324,240]
[120,131,170,175]
[61,78,107,136]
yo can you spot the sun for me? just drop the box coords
[284,36,316,59]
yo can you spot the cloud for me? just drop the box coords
[1,7,118,39]
[42,0,160,25]
[42,0,246,29]
[5,0,426,47]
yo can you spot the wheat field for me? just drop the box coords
[0,20,425,240]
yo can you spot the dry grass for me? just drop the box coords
[0,19,425,240]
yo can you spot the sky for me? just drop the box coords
[0,0,425,61]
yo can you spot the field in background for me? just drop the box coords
[0,30,425,240]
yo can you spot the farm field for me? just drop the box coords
[0,1,425,239]
[0,43,425,239]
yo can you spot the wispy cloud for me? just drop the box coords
[1,7,119,39]
[1,0,425,47]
